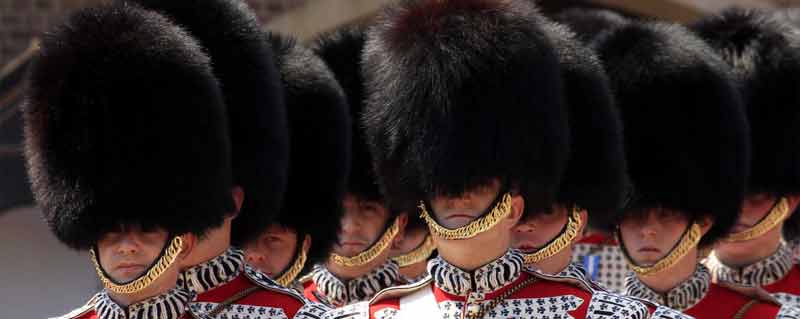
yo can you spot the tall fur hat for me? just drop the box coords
[130,0,289,246]
[595,22,750,246]
[267,33,351,271]
[553,7,629,46]
[539,18,626,230]
[313,24,387,208]
[361,0,570,218]
[24,3,234,250]
[693,9,800,199]
[693,9,800,240]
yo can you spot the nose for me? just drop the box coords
[116,236,139,255]
[444,195,474,210]
[514,220,537,233]
[639,224,658,238]
[246,251,265,264]
[340,212,361,234]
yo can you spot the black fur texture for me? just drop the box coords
[595,22,750,246]
[694,9,800,240]
[129,0,289,246]
[24,3,234,249]
[361,0,570,218]
[267,33,351,273]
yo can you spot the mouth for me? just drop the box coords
[114,263,145,275]
[638,247,660,253]
[446,213,476,220]
[516,245,539,253]
[340,241,365,247]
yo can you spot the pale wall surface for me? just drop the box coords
[0,205,99,318]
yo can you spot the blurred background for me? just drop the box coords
[0,0,797,317]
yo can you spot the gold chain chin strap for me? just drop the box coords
[275,234,311,286]
[420,192,514,240]
[330,217,401,267]
[724,197,790,242]
[392,235,436,267]
[90,235,184,294]
[522,206,583,264]
[624,223,702,276]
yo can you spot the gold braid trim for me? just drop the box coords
[90,236,184,294]
[392,235,436,267]
[330,217,401,267]
[275,234,310,287]
[724,197,790,242]
[622,223,702,276]
[522,206,583,264]
[419,192,513,240]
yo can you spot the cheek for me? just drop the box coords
[618,224,638,247]
[511,231,536,246]
[96,244,115,267]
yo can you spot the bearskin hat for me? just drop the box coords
[538,17,626,230]
[553,7,630,46]
[693,10,800,237]
[594,22,750,246]
[24,3,234,250]
[267,32,351,271]
[361,0,570,217]
[312,24,389,210]
[130,0,289,246]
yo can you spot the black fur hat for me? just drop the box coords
[553,7,629,46]
[24,3,234,250]
[693,9,800,240]
[539,18,626,230]
[313,25,387,208]
[129,0,289,246]
[361,0,570,218]
[267,33,351,272]
[595,22,750,246]
[694,9,800,200]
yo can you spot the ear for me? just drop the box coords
[576,209,588,242]
[231,186,245,217]
[301,233,312,253]
[394,212,409,245]
[787,195,800,218]
[506,194,525,227]
[178,233,197,260]
[698,216,714,236]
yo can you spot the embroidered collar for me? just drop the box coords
[428,249,524,296]
[311,260,400,306]
[178,248,244,295]
[625,264,711,311]
[708,242,794,287]
[401,272,430,285]
[557,262,589,281]
[93,288,193,319]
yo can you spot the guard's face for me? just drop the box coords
[97,225,169,283]
[619,208,689,266]
[429,179,501,229]
[714,193,795,259]
[512,205,569,253]
[334,194,391,257]
[244,224,298,278]
[390,226,428,256]
[732,193,776,234]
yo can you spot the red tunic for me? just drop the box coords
[300,261,403,308]
[325,251,666,319]
[186,264,328,318]
[684,283,782,319]
[706,243,800,308]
